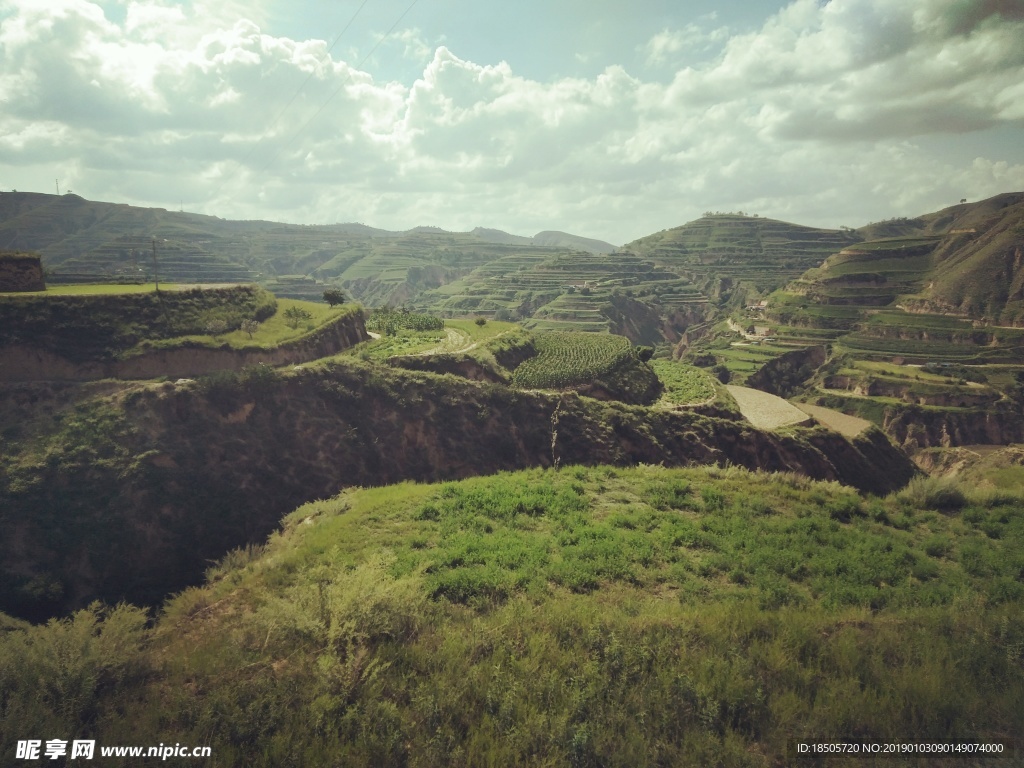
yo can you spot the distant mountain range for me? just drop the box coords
[2,190,1022,337]
[471,227,617,254]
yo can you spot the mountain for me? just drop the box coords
[623,213,858,292]
[707,193,1024,450]
[781,192,1024,325]
[471,226,617,254]
[532,230,617,254]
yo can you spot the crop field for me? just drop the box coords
[524,318,610,333]
[512,332,633,389]
[18,282,246,295]
[714,342,792,382]
[794,402,872,437]
[845,235,943,252]
[139,298,346,352]
[352,318,516,362]
[725,385,813,429]
[651,361,717,406]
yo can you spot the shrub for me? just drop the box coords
[283,306,313,329]
[205,319,229,336]
[896,475,967,512]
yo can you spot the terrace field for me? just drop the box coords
[511,331,662,404]
[626,213,858,292]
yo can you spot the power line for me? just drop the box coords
[208,0,374,202]
[244,0,422,185]
[252,0,373,153]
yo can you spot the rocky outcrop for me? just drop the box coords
[0,252,45,292]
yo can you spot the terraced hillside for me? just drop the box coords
[625,213,858,293]
[410,250,706,340]
[709,194,1024,447]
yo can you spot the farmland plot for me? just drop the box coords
[725,385,813,429]
[795,402,872,437]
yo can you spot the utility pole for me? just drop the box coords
[55,179,60,195]
[151,238,160,292]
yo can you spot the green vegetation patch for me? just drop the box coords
[3,465,1022,766]
[511,332,633,389]
[0,284,278,361]
[651,360,718,405]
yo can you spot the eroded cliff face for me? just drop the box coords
[747,346,828,398]
[0,361,917,620]
[0,253,45,292]
[0,309,367,381]
[601,294,708,346]
[882,404,1024,449]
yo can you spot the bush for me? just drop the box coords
[283,307,313,329]
[896,475,967,512]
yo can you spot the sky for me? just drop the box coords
[1,0,1023,245]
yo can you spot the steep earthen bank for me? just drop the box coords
[747,345,827,398]
[0,308,367,381]
[882,403,1024,449]
[0,252,45,292]
[1,360,916,619]
[824,375,999,407]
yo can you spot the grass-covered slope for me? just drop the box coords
[0,359,916,619]
[1,466,1021,766]
[0,284,278,362]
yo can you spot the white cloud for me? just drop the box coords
[0,0,1021,242]
[644,23,729,66]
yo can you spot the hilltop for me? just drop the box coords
[624,213,859,294]
[471,226,617,254]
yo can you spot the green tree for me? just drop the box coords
[322,289,346,307]
[283,307,313,329]
[241,319,260,339]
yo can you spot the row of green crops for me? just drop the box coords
[512,332,634,389]
[365,307,444,336]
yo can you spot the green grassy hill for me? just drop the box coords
[1,465,1020,766]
